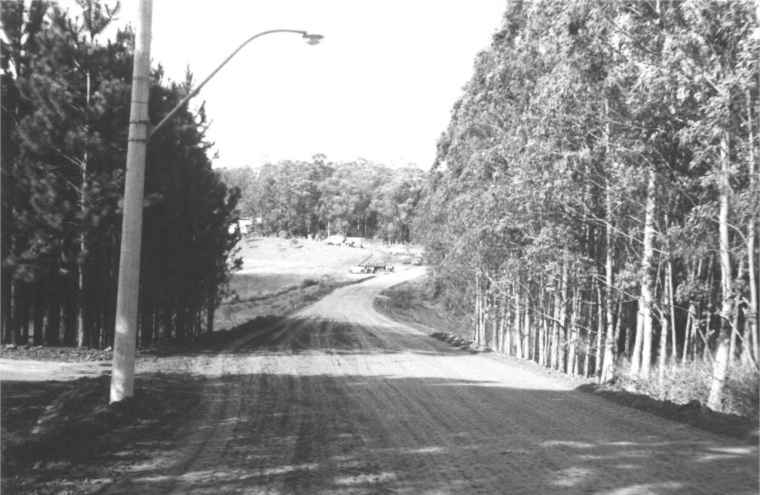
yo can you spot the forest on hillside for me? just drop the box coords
[1,1,240,349]
[414,0,758,413]
[219,157,425,242]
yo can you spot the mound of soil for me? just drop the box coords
[2,372,203,494]
[577,383,759,443]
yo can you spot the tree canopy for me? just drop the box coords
[414,0,758,411]
[219,157,425,242]
[1,0,240,348]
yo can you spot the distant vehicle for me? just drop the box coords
[411,257,423,266]
[349,265,367,274]
[401,257,412,264]
[364,262,395,273]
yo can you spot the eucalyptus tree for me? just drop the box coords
[416,0,757,409]
[370,166,425,242]
[665,0,759,408]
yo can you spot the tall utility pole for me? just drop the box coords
[110,0,153,404]
[107,4,321,403]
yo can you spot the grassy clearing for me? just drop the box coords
[215,237,378,330]
[225,273,316,303]
[375,277,472,339]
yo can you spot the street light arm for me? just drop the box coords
[149,29,314,139]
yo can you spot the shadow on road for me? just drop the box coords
[4,316,758,495]
[101,371,758,495]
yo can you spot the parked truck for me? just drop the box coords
[349,254,395,274]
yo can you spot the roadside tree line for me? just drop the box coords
[415,0,758,412]
[219,156,425,242]
[1,0,240,349]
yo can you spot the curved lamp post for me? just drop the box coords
[110,9,324,404]
[150,29,323,139]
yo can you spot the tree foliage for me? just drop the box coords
[220,157,425,242]
[1,1,240,348]
[415,0,758,412]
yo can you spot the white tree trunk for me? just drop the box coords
[708,131,734,410]
[634,168,656,379]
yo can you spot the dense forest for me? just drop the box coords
[219,157,425,242]
[415,0,758,411]
[1,1,240,348]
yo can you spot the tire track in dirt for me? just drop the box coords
[105,267,758,494]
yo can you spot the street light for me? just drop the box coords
[150,29,324,139]
[110,10,324,404]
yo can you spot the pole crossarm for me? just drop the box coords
[149,29,313,139]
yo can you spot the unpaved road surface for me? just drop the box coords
[105,268,758,495]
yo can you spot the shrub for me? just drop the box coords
[613,358,759,418]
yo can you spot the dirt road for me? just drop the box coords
[106,267,758,495]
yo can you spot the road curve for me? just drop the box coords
[107,267,759,495]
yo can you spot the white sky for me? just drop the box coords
[100,1,507,169]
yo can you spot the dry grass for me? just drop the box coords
[215,237,382,330]
[613,358,759,418]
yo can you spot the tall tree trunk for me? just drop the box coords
[1,266,12,344]
[613,292,624,368]
[631,303,644,374]
[207,288,216,335]
[683,302,696,364]
[77,69,91,348]
[559,265,569,372]
[4,278,16,344]
[601,97,617,383]
[538,283,547,366]
[746,87,759,367]
[474,269,481,345]
[46,259,61,346]
[623,308,630,358]
[20,286,30,344]
[708,131,735,410]
[523,298,531,360]
[504,292,512,355]
[551,270,562,370]
[514,289,523,360]
[634,168,657,379]
[729,260,745,364]
[667,259,677,360]
[595,277,604,380]
[33,277,45,346]
[10,280,24,345]
[602,214,616,381]
[658,305,669,391]
[568,282,578,376]
[492,295,500,352]
[63,274,78,346]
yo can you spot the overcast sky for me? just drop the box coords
[95,1,507,169]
